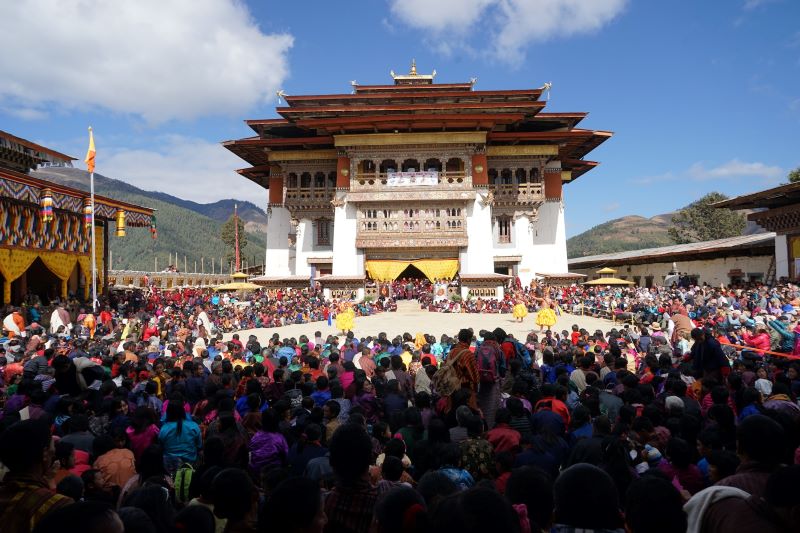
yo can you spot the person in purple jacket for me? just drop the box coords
[248,408,288,476]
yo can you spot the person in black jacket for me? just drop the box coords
[689,328,729,380]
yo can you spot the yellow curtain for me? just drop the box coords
[412,259,459,281]
[365,260,411,282]
[0,249,39,304]
[39,252,78,281]
[39,252,79,299]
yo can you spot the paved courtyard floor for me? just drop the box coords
[226,300,619,344]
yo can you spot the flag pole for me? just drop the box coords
[234,203,240,272]
[87,127,98,313]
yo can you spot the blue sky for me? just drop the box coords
[1,0,798,237]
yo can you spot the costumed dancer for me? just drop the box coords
[335,301,355,334]
[512,293,528,323]
[82,312,96,339]
[535,295,557,333]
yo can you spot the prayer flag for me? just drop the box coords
[85,127,96,173]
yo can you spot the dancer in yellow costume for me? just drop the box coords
[83,313,96,339]
[512,295,528,323]
[535,296,557,333]
[335,301,355,334]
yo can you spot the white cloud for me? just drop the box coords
[743,0,777,10]
[0,0,292,124]
[629,160,784,187]
[101,136,266,204]
[603,202,620,212]
[1,105,48,121]
[688,159,783,181]
[389,0,627,64]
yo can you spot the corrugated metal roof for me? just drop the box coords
[569,232,775,267]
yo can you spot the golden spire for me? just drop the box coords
[410,58,417,76]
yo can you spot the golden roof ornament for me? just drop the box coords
[391,59,436,84]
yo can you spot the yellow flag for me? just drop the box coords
[85,127,96,173]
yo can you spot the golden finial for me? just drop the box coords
[410,59,417,76]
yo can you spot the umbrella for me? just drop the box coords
[214,281,262,291]
[583,277,635,286]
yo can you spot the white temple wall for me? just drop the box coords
[775,234,789,279]
[294,218,314,277]
[265,206,291,276]
[332,194,365,276]
[461,193,495,274]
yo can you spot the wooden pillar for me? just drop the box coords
[268,176,283,205]
[336,156,351,189]
[471,154,488,186]
[544,169,562,200]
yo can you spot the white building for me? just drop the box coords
[224,62,611,297]
[568,233,776,287]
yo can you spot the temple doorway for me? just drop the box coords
[396,264,427,280]
[12,257,61,305]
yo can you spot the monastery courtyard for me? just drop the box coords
[227,300,617,346]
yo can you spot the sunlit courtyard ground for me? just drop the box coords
[226,300,620,345]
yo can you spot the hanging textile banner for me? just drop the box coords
[365,260,411,282]
[386,171,438,187]
[41,188,54,224]
[365,258,459,281]
[412,259,459,281]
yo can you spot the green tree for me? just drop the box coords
[788,167,800,183]
[221,214,248,265]
[667,192,746,244]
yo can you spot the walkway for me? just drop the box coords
[225,300,619,345]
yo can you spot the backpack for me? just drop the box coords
[432,349,465,397]
[510,339,532,367]
[477,344,498,384]
[174,462,194,504]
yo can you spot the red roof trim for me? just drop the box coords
[0,130,77,161]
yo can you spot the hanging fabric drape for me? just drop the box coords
[0,249,39,303]
[38,252,78,281]
[365,260,411,282]
[40,188,54,224]
[83,198,93,234]
[365,258,459,281]
[412,259,459,281]
[115,209,126,237]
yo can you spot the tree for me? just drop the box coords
[788,167,800,184]
[221,214,247,266]
[667,192,746,244]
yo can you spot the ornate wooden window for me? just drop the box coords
[497,216,512,243]
[316,219,331,246]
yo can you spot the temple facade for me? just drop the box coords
[0,130,154,305]
[225,62,610,291]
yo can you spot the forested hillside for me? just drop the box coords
[32,167,266,272]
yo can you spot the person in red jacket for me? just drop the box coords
[485,408,521,453]
[742,323,771,355]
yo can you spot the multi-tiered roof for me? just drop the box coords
[224,61,611,188]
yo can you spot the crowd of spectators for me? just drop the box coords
[1,281,800,532]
